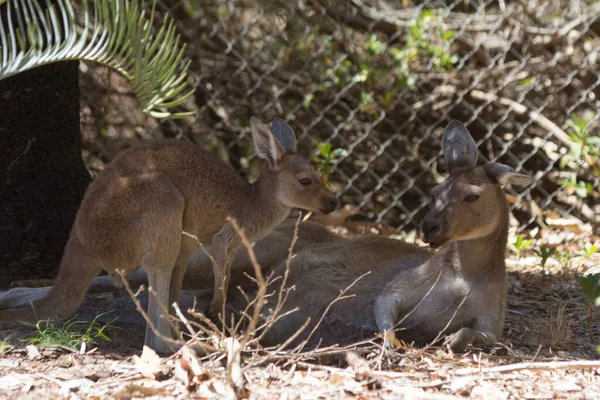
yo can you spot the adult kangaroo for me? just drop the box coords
[187,120,532,351]
[0,117,337,354]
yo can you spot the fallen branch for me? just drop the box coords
[455,360,600,375]
[312,0,503,36]
[469,89,572,147]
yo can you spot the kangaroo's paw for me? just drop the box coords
[443,328,493,352]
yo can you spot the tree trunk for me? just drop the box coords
[0,62,90,288]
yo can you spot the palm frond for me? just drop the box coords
[0,0,195,119]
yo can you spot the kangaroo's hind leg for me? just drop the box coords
[130,173,186,355]
[166,239,196,339]
[144,265,177,355]
[141,234,183,355]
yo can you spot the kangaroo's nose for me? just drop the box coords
[420,219,441,239]
[328,197,338,209]
[321,196,338,214]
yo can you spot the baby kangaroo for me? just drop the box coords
[192,121,532,351]
[0,117,337,354]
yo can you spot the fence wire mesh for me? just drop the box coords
[79,0,600,233]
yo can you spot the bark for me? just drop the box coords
[0,61,90,288]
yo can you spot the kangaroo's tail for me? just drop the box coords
[0,235,101,323]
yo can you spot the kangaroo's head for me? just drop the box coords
[420,121,533,248]
[250,117,337,214]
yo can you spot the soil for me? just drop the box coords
[1,224,599,399]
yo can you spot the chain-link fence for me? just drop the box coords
[79,0,600,233]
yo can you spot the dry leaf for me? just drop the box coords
[113,384,167,400]
[25,345,41,360]
[329,374,345,385]
[133,346,163,379]
[224,337,245,390]
[173,345,211,390]
[545,216,590,234]
[448,376,475,394]
[346,352,372,382]
[554,380,582,392]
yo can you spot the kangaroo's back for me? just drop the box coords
[79,140,250,244]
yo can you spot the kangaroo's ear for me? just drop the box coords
[441,120,478,174]
[269,118,297,151]
[484,163,533,187]
[250,116,286,168]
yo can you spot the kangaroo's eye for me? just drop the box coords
[298,178,313,186]
[464,194,480,203]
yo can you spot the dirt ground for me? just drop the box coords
[0,220,599,400]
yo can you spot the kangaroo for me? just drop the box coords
[0,117,337,354]
[185,121,532,351]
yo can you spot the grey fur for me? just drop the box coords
[442,120,478,174]
[270,118,297,151]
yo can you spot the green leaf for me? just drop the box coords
[575,181,589,198]
[441,30,455,41]
[331,148,348,159]
[0,0,194,119]
[575,273,600,302]
[303,93,314,110]
[584,243,599,258]
[366,34,385,56]
[570,143,583,161]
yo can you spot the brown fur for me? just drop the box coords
[0,118,336,354]
[187,121,532,351]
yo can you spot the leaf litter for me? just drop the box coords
[0,218,599,399]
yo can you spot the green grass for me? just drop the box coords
[26,313,117,350]
[0,340,8,355]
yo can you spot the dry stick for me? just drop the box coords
[469,89,572,147]
[147,285,218,357]
[246,317,314,369]
[225,217,267,390]
[283,340,387,367]
[147,286,184,337]
[255,214,303,343]
[171,302,218,357]
[227,218,267,338]
[182,231,216,266]
[230,286,257,337]
[261,339,377,363]
[422,290,471,351]
[187,306,222,336]
[392,268,444,331]
[249,305,302,348]
[288,271,371,359]
[182,230,228,338]
[557,2,600,37]
[115,270,182,350]
[375,268,444,370]
[455,360,600,376]
[271,317,312,354]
